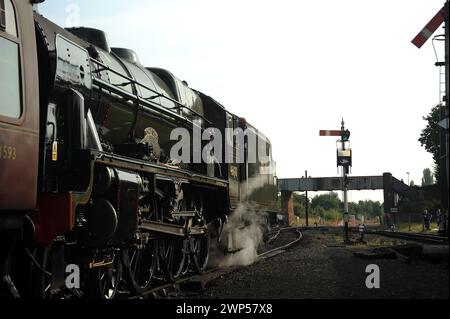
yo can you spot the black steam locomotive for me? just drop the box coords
[0,0,278,299]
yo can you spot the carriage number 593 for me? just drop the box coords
[0,145,17,160]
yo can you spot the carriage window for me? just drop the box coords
[0,0,18,37]
[0,36,21,118]
[0,0,5,30]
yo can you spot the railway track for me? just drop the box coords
[129,227,303,299]
[259,227,303,258]
[303,226,448,245]
[363,230,449,245]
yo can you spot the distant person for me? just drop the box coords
[384,213,391,228]
[358,224,366,241]
[385,213,395,231]
[423,210,431,232]
[439,209,448,234]
[390,223,396,232]
[444,210,449,234]
[436,209,443,231]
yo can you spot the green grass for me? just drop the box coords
[291,217,441,235]
[291,217,379,228]
[291,217,322,227]
[314,233,404,248]
[394,222,441,233]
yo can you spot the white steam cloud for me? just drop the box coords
[209,176,271,268]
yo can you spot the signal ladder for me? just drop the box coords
[438,64,446,105]
[433,34,446,105]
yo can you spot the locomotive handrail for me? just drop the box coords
[91,77,187,126]
[90,58,212,125]
[92,78,206,137]
[90,149,229,188]
[166,104,207,123]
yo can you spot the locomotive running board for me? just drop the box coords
[140,220,206,237]
[91,150,228,189]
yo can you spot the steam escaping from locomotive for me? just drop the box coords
[210,204,266,268]
[210,176,274,268]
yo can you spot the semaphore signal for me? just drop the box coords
[319,119,352,242]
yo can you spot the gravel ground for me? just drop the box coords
[196,230,449,299]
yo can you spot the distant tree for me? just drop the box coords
[323,209,341,221]
[281,192,384,223]
[422,168,435,186]
[419,105,441,181]
[349,200,383,219]
[349,202,359,215]
[368,201,383,219]
[292,193,308,217]
[410,180,416,187]
[311,192,341,211]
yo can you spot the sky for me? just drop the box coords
[38,0,447,202]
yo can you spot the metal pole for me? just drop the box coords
[341,119,349,242]
[343,173,349,241]
[343,168,349,241]
[445,1,449,214]
[305,170,309,227]
[409,212,412,232]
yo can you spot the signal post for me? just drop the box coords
[412,1,449,225]
[320,120,352,242]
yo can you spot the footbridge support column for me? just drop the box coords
[281,191,295,226]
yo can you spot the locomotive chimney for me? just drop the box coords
[66,27,110,52]
[111,48,141,65]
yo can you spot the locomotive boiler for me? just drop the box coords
[0,0,278,299]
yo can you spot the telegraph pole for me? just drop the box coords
[305,170,309,227]
[412,1,449,224]
[444,0,449,214]
[341,120,350,242]
[437,1,449,219]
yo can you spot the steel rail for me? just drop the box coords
[364,230,449,245]
[129,227,303,299]
[258,228,303,258]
